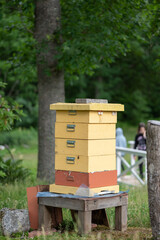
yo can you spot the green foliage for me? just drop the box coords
[63,1,160,124]
[0,0,37,128]
[1,0,160,127]
[0,156,30,184]
[58,219,74,232]
[66,37,160,124]
[59,0,151,77]
[0,82,23,131]
[0,127,37,146]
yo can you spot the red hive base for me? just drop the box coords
[55,170,117,188]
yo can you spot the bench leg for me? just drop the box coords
[38,204,52,231]
[92,209,109,228]
[78,211,91,235]
[51,207,63,227]
[115,205,128,231]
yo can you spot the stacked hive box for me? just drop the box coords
[49,102,124,197]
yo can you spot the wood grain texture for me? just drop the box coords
[38,205,52,230]
[84,195,128,211]
[39,197,85,210]
[50,207,63,227]
[147,121,160,240]
[115,205,128,231]
[71,209,109,227]
[38,194,128,211]
[38,193,128,234]
[78,211,92,235]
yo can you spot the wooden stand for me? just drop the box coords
[38,192,128,235]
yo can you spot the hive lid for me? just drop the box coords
[50,102,124,111]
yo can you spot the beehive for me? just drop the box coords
[49,101,124,197]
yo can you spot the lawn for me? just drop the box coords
[0,125,152,240]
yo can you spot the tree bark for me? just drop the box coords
[147,120,160,240]
[35,0,65,182]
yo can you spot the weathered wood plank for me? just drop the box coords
[50,207,63,227]
[38,194,128,211]
[85,195,128,211]
[38,194,128,234]
[39,197,85,210]
[71,209,109,228]
[38,205,52,230]
[115,205,128,231]
[78,211,92,235]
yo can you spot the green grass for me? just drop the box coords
[0,126,152,240]
[0,128,38,178]
[0,183,151,239]
[0,182,151,239]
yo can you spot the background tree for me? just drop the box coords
[35,0,65,182]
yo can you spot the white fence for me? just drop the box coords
[116,146,147,185]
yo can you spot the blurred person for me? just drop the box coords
[116,128,127,171]
[134,122,146,179]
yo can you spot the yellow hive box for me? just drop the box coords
[55,154,116,173]
[55,123,115,139]
[50,101,124,196]
[55,110,117,123]
[55,138,115,156]
[49,184,119,197]
[50,103,124,124]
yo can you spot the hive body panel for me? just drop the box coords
[55,170,117,188]
[55,154,116,172]
[56,111,117,123]
[55,139,115,156]
[55,123,115,139]
[50,102,124,197]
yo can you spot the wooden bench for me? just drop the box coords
[38,192,128,235]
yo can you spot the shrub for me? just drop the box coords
[0,127,37,146]
[0,156,31,183]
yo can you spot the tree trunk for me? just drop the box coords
[147,120,160,240]
[35,0,65,183]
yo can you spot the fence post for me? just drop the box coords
[144,157,147,184]
[117,152,121,176]
[128,141,135,171]
[147,120,160,240]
